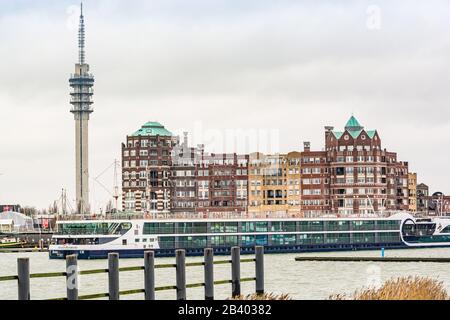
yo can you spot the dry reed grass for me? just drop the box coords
[229,293,292,300]
[329,276,449,300]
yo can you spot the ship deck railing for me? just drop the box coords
[53,211,399,221]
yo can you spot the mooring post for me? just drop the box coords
[108,253,120,300]
[231,246,241,297]
[144,251,155,300]
[255,246,264,295]
[66,254,78,300]
[17,258,30,300]
[204,248,214,300]
[176,249,186,300]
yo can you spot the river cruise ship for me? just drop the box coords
[49,212,450,259]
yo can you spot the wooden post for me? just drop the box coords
[66,254,78,300]
[108,253,120,300]
[144,251,155,300]
[255,246,264,295]
[231,246,241,297]
[204,248,214,300]
[17,258,30,300]
[176,249,186,300]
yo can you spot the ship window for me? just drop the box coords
[271,234,296,245]
[298,234,324,245]
[353,233,375,244]
[255,235,268,246]
[327,221,350,231]
[178,222,207,234]
[241,222,268,233]
[177,236,207,248]
[58,222,110,235]
[118,223,132,235]
[377,220,400,230]
[210,236,238,247]
[298,221,323,232]
[143,223,175,234]
[325,233,350,244]
[352,220,375,230]
[241,222,255,233]
[135,239,140,243]
[442,226,450,233]
[159,237,175,249]
[242,235,255,246]
[379,232,401,243]
[122,239,127,245]
[271,221,296,232]
[211,222,238,233]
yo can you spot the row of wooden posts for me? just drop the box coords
[14,246,264,300]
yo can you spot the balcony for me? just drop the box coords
[70,73,94,80]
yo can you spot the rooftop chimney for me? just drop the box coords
[303,141,311,152]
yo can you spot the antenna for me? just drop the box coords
[78,2,86,65]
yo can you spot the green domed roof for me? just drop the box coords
[345,116,363,131]
[331,115,377,140]
[132,121,172,137]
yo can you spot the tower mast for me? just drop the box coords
[69,2,94,216]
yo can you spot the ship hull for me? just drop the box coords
[49,242,410,259]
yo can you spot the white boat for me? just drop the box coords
[49,212,450,259]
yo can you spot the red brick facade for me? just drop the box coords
[122,117,411,217]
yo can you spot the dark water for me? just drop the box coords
[1,248,450,300]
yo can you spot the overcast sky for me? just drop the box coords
[1,0,450,212]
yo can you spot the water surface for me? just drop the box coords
[1,248,450,300]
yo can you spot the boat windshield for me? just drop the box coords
[402,221,436,237]
[56,222,132,235]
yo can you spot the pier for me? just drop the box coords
[295,257,450,263]
[0,246,264,300]
[0,248,48,253]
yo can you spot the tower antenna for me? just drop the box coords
[78,2,86,65]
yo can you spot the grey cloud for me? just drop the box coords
[1,0,450,210]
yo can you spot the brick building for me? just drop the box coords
[408,173,418,213]
[299,143,331,217]
[121,122,176,213]
[248,152,301,216]
[171,133,201,215]
[122,117,411,217]
[417,183,429,213]
[301,116,409,216]
[195,152,248,216]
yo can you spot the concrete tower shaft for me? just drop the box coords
[69,3,94,215]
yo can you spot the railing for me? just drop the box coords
[51,210,404,223]
[55,212,298,221]
[0,246,264,300]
